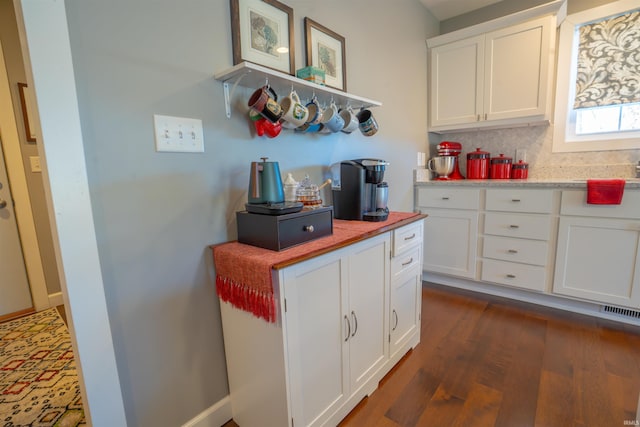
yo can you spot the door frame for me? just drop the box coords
[14,0,127,424]
[0,39,49,312]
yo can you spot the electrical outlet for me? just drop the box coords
[153,114,204,153]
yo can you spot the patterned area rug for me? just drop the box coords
[0,308,86,426]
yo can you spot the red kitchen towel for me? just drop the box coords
[587,179,625,205]
[212,211,421,323]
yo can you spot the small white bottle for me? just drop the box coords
[283,173,299,202]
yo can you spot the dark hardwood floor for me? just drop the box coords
[225,282,640,427]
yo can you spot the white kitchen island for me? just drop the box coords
[213,212,425,427]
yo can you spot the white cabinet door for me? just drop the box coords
[553,216,640,308]
[428,15,553,132]
[484,15,552,121]
[283,233,390,427]
[283,250,349,427]
[390,263,421,361]
[429,35,484,128]
[347,234,389,395]
[422,208,479,279]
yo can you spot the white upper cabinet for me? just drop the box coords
[428,14,556,133]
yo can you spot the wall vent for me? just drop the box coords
[601,305,640,319]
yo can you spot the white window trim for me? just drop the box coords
[552,0,640,153]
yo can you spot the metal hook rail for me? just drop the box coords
[215,61,382,119]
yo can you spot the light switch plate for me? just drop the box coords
[153,114,204,153]
[29,156,42,172]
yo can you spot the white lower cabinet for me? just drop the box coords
[284,233,389,427]
[220,220,424,427]
[389,221,423,364]
[553,191,640,308]
[416,187,480,279]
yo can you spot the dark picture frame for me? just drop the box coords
[230,0,295,75]
[17,82,36,142]
[304,17,346,91]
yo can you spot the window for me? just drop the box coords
[552,0,640,152]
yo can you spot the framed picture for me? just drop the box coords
[230,0,295,75]
[304,18,346,91]
[17,83,37,142]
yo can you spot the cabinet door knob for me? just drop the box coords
[507,249,518,254]
[509,225,520,229]
[303,225,314,233]
[506,274,516,279]
[392,309,398,331]
[0,199,6,209]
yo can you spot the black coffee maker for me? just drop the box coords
[331,159,389,222]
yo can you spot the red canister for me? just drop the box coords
[466,148,490,179]
[490,154,512,179]
[511,160,529,179]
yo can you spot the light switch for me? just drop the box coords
[153,114,204,153]
[29,156,42,172]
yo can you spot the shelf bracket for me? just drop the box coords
[222,71,250,119]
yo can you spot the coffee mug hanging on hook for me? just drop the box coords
[357,107,378,136]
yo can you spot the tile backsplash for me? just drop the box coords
[430,124,639,179]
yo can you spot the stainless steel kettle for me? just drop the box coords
[248,157,285,204]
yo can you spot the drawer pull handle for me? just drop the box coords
[511,199,521,202]
[303,225,315,233]
[392,309,398,331]
[404,233,416,241]
[509,225,520,229]
[344,315,351,342]
[441,197,450,200]
[351,311,358,337]
[507,249,518,254]
[402,257,414,267]
[506,274,516,279]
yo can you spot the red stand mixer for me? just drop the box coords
[436,141,465,180]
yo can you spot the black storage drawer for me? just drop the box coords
[237,206,333,251]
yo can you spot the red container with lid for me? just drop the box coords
[511,160,529,179]
[466,148,490,179]
[490,154,512,179]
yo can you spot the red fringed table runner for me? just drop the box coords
[212,211,421,323]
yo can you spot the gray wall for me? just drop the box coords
[0,0,60,295]
[63,0,438,425]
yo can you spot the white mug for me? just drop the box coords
[321,102,345,133]
[279,91,309,129]
[339,107,359,134]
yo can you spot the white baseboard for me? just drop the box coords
[48,292,64,307]
[181,396,232,427]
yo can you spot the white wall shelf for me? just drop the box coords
[214,61,382,118]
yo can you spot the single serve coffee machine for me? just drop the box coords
[331,159,389,222]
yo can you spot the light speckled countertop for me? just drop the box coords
[414,174,640,189]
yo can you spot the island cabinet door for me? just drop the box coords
[281,248,349,427]
[346,233,390,395]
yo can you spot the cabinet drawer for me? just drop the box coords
[392,245,421,279]
[482,235,548,266]
[393,221,423,256]
[561,189,640,219]
[416,187,480,210]
[481,259,546,292]
[486,188,553,213]
[484,212,551,240]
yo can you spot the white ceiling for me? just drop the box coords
[420,0,505,21]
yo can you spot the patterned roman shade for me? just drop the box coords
[574,9,640,109]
